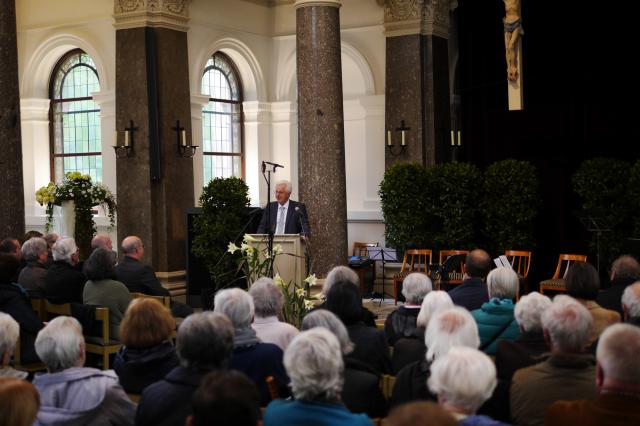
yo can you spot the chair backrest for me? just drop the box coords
[44,300,72,319]
[94,307,112,345]
[30,298,46,321]
[505,250,532,278]
[400,249,432,273]
[131,292,171,308]
[438,250,469,274]
[552,253,588,279]
[353,241,379,257]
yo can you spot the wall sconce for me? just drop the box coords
[173,120,198,158]
[386,120,411,156]
[112,120,136,158]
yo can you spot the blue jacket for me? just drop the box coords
[263,399,373,426]
[472,298,520,355]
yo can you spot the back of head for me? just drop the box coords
[248,277,283,318]
[120,298,175,349]
[21,237,47,263]
[42,232,59,248]
[427,347,497,415]
[284,328,344,401]
[23,230,43,242]
[83,247,117,281]
[425,307,480,361]
[323,265,359,296]
[401,273,433,304]
[486,267,519,300]
[565,262,600,300]
[622,282,640,319]
[416,291,454,329]
[35,316,84,372]
[596,323,640,385]
[514,292,552,333]
[191,370,261,426]
[0,253,20,284]
[177,312,234,371]
[325,281,362,325]
[52,237,77,264]
[0,312,19,357]
[541,295,592,353]
[464,249,492,279]
[301,309,354,355]
[91,234,112,250]
[121,236,142,255]
[611,255,640,281]
[214,288,254,329]
[0,377,40,426]
[0,238,19,255]
[387,401,457,426]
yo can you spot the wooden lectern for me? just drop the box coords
[249,234,306,286]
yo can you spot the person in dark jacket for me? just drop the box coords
[17,237,48,298]
[114,298,178,394]
[136,312,234,426]
[448,249,491,311]
[44,237,86,304]
[385,272,432,345]
[597,255,640,317]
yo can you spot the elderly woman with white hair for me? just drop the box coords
[471,266,520,355]
[385,272,432,345]
[428,347,508,426]
[44,237,86,304]
[17,237,49,296]
[391,307,481,407]
[214,288,288,405]
[302,310,387,418]
[249,277,299,351]
[32,316,136,425]
[263,328,373,426]
[0,313,27,379]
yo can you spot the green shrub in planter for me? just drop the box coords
[481,159,539,253]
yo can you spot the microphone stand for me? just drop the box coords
[261,161,279,278]
[295,207,312,277]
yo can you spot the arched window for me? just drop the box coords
[201,52,243,183]
[49,49,102,182]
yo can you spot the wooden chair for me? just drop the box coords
[353,241,379,256]
[30,298,46,321]
[379,374,396,400]
[539,254,588,295]
[437,250,469,289]
[505,250,532,278]
[265,375,279,401]
[392,249,432,305]
[84,307,122,370]
[131,292,171,309]
[12,336,47,373]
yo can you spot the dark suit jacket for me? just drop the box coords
[346,322,392,374]
[115,256,169,297]
[256,200,310,235]
[448,277,489,311]
[596,276,637,318]
[44,260,86,304]
[343,357,388,418]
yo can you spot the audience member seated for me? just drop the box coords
[472,267,520,354]
[263,328,373,426]
[510,295,597,426]
[249,276,299,351]
[136,312,234,426]
[386,401,457,426]
[17,237,48,297]
[23,230,43,241]
[312,265,377,327]
[187,370,261,426]
[545,323,640,426]
[114,298,178,394]
[391,307,480,407]
[0,312,27,379]
[566,262,620,346]
[0,376,40,426]
[91,233,114,252]
[0,237,22,261]
[385,272,432,345]
[82,248,131,340]
[302,309,387,418]
[621,282,640,326]
[448,249,491,311]
[115,236,192,318]
[32,316,135,425]
[597,255,640,317]
[42,232,59,268]
[44,237,86,304]
[0,253,43,363]
[214,288,288,405]
[325,281,391,374]
[428,347,509,426]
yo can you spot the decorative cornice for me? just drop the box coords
[422,0,453,38]
[384,0,456,38]
[294,0,341,9]
[113,0,190,32]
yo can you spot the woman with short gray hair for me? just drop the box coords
[44,237,86,304]
[249,277,299,351]
[263,328,373,426]
[385,273,433,345]
[17,237,48,296]
[0,313,26,379]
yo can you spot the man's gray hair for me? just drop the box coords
[91,234,112,250]
[424,307,480,361]
[51,237,78,264]
[176,312,234,371]
[275,180,292,193]
[611,255,640,280]
[322,265,359,296]
[541,295,592,353]
[43,232,59,247]
[596,323,640,385]
[487,267,519,300]
[284,328,344,401]
[121,236,142,254]
[35,316,84,372]
[514,291,552,332]
[214,288,255,329]
[249,277,283,318]
[0,312,19,356]
[622,282,640,318]
[301,309,354,355]
[401,273,433,304]
[416,291,454,329]
[21,237,47,263]
[428,347,497,414]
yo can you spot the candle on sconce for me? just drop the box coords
[387,130,392,146]
[401,131,406,146]
[457,130,461,146]
[181,130,187,147]
[124,130,129,147]
[113,130,118,147]
[451,131,455,146]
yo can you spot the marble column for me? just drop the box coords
[296,0,348,277]
[0,0,25,237]
[114,1,194,275]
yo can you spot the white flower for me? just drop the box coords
[273,244,283,255]
[227,242,240,253]
[274,274,286,287]
[295,288,306,298]
[243,234,258,243]
[304,274,317,286]
[304,299,315,310]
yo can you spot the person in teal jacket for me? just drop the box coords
[471,267,520,354]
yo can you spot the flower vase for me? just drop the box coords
[54,200,76,238]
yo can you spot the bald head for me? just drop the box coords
[91,234,113,251]
[122,236,144,260]
[611,255,640,282]
[465,249,492,279]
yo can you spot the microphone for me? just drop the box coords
[294,206,307,235]
[264,161,284,169]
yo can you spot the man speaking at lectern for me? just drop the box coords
[257,180,310,237]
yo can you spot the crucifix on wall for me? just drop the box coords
[503,0,524,110]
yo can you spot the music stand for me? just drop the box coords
[368,247,397,305]
[577,214,611,274]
